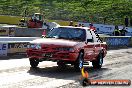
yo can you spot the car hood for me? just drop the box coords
[30,38,80,46]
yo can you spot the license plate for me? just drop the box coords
[43,53,53,58]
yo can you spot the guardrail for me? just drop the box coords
[0,36,132,56]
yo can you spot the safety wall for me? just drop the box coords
[78,22,132,36]
[0,43,8,56]
[0,26,15,36]
[14,28,47,37]
[0,26,48,37]
[0,37,132,56]
[100,36,132,49]
[0,37,39,42]
[8,42,29,54]
[128,37,132,46]
[0,37,39,56]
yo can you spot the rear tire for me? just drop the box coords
[92,52,103,69]
[29,58,39,68]
[74,52,84,71]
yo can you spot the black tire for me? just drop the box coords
[57,61,66,68]
[29,58,39,68]
[80,78,90,86]
[92,52,103,69]
[74,52,84,71]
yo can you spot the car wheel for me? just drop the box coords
[80,78,90,86]
[92,52,103,69]
[57,61,66,68]
[74,52,84,71]
[29,58,39,68]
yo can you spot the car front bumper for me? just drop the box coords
[27,50,79,62]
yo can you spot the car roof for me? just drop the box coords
[57,26,90,30]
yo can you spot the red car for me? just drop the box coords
[26,26,107,71]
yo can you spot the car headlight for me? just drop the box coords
[35,44,41,49]
[27,44,35,49]
[27,44,41,49]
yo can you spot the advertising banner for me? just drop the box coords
[0,43,8,56]
[106,37,131,46]
[8,43,28,54]
[0,27,15,37]
[9,27,15,37]
[0,27,8,36]
[78,22,132,36]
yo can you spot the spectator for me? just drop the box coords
[103,17,106,24]
[32,14,37,22]
[125,16,129,27]
[43,22,49,30]
[78,24,82,27]
[75,24,78,27]
[113,25,121,36]
[89,23,96,31]
[42,30,46,38]
[130,17,132,26]
[120,27,127,36]
[82,24,85,27]
[69,21,74,26]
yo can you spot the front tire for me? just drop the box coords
[74,52,84,71]
[57,61,66,68]
[29,58,39,68]
[92,52,103,69]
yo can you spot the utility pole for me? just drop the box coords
[60,0,64,19]
[24,1,28,22]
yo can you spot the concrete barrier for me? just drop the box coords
[0,26,49,37]
[101,36,131,49]
[0,26,15,36]
[78,22,132,36]
[0,37,40,56]
[7,42,29,55]
[129,37,132,46]
[0,37,39,42]
[14,28,48,37]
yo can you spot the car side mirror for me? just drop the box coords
[87,39,93,42]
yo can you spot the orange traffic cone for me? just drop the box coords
[80,67,90,86]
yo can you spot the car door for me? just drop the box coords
[91,31,101,58]
[84,30,95,61]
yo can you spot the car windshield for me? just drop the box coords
[46,27,86,41]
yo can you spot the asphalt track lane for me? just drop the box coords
[60,48,132,88]
[0,48,132,88]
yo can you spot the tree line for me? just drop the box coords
[0,0,132,25]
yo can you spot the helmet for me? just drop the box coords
[70,21,73,23]
[69,21,73,26]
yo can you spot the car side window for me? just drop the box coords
[91,31,101,42]
[87,30,93,42]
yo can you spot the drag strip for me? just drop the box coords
[0,48,132,88]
